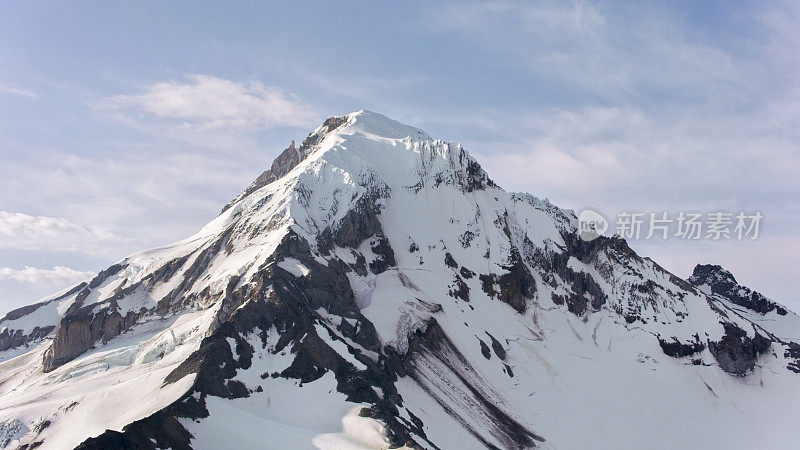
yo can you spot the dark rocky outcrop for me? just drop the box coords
[318,188,388,250]
[546,251,606,317]
[42,304,143,372]
[479,248,536,314]
[449,276,470,302]
[485,332,506,360]
[688,264,786,315]
[0,284,87,353]
[530,234,613,317]
[75,410,193,450]
[479,339,492,359]
[41,264,136,372]
[459,267,475,279]
[424,146,496,194]
[444,252,458,268]
[368,236,396,274]
[0,325,55,353]
[785,343,800,374]
[708,323,771,376]
[464,159,496,192]
[658,336,705,358]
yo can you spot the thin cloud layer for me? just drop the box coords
[0,82,36,98]
[0,211,121,255]
[0,266,94,286]
[99,74,317,130]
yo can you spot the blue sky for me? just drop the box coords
[1,0,799,314]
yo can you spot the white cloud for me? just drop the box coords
[98,74,317,130]
[0,266,95,285]
[479,141,625,194]
[0,146,267,258]
[0,211,121,255]
[0,83,36,98]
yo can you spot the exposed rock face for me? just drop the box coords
[38,228,241,372]
[533,234,609,317]
[73,412,193,450]
[318,192,387,251]
[42,305,142,372]
[688,264,787,315]
[479,248,536,314]
[708,323,772,376]
[0,283,86,352]
[0,326,55,353]
[658,336,705,357]
[42,316,93,371]
[41,265,134,372]
[463,158,495,192]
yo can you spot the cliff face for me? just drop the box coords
[1,111,799,450]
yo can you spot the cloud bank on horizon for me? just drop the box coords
[97,74,318,131]
[0,0,798,313]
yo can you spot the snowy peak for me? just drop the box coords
[223,110,495,219]
[343,110,432,141]
[221,114,352,212]
[221,110,428,213]
[688,263,787,315]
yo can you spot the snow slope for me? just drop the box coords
[1,111,798,449]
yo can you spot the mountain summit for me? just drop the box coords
[1,111,799,449]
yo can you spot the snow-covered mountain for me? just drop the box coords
[1,111,798,449]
